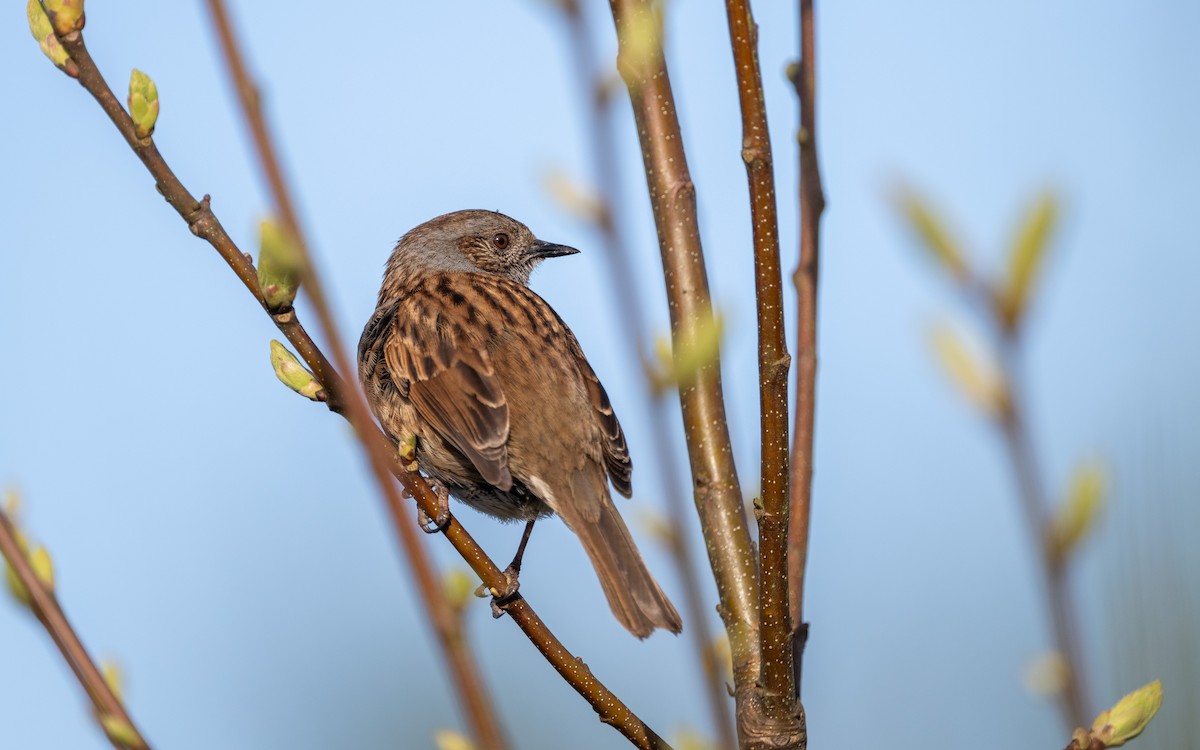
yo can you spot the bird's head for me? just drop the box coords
[383,210,578,294]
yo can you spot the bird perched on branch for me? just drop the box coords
[358,210,681,638]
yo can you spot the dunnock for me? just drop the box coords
[358,210,681,638]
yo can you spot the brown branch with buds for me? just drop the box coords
[201,2,507,748]
[550,1,737,747]
[723,0,805,745]
[607,0,808,747]
[0,506,150,750]
[32,5,670,747]
[787,0,825,699]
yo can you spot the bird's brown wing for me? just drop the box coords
[564,332,632,497]
[382,297,512,490]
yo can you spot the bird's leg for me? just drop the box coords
[417,483,451,534]
[489,518,536,617]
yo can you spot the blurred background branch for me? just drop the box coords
[897,187,1092,727]
[546,1,737,747]
[201,2,508,747]
[0,496,150,750]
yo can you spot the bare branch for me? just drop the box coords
[0,508,150,750]
[787,0,826,699]
[723,0,805,744]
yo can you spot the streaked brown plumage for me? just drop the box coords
[358,210,681,638]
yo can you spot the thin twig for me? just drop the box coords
[607,0,767,746]
[723,0,799,736]
[49,26,671,750]
[201,3,508,747]
[0,509,150,750]
[554,2,737,747]
[996,338,1089,728]
[787,0,825,700]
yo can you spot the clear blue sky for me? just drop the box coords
[2,1,1197,748]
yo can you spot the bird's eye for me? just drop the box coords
[492,233,510,250]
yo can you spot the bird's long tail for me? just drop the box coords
[575,497,683,638]
[537,467,680,639]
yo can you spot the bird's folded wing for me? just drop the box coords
[567,336,632,497]
[382,309,513,491]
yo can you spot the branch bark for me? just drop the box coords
[554,2,737,747]
[47,25,671,750]
[723,0,805,745]
[0,509,150,750]
[201,3,507,747]
[607,1,771,746]
[787,0,825,699]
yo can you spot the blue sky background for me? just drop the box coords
[2,1,1197,748]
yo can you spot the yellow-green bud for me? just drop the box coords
[433,729,476,750]
[1091,680,1163,747]
[615,7,663,86]
[928,322,1008,416]
[27,0,77,77]
[785,60,800,87]
[127,69,159,140]
[269,340,325,401]
[1050,462,1105,564]
[99,714,142,748]
[41,0,85,36]
[637,508,677,550]
[29,545,54,594]
[442,568,477,612]
[258,219,304,312]
[676,728,717,750]
[998,192,1058,330]
[648,310,725,395]
[895,187,971,284]
[101,661,125,703]
[398,434,418,470]
[541,168,604,225]
[712,633,733,684]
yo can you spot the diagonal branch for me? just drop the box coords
[787,0,825,701]
[46,24,671,750]
[723,0,804,743]
[201,3,507,748]
[552,2,737,747]
[607,0,768,746]
[0,509,150,750]
[996,337,1090,728]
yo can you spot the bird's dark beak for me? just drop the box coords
[528,239,580,260]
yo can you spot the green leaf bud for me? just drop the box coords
[26,0,77,77]
[41,0,85,36]
[269,340,324,401]
[127,69,159,139]
[258,219,304,312]
[1091,680,1163,747]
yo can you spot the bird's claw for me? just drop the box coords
[488,564,521,618]
[417,484,451,534]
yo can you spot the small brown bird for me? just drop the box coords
[358,210,681,638]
